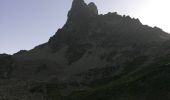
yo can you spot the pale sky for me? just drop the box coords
[1,0,170,54]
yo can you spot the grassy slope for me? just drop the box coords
[63,58,170,100]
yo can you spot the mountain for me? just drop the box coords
[1,0,170,100]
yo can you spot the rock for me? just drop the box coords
[88,2,98,15]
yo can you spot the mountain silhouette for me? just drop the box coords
[1,0,170,99]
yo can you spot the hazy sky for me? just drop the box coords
[1,0,170,54]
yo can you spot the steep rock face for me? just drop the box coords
[88,2,98,15]
[48,0,99,52]
[1,0,170,99]
[64,0,98,31]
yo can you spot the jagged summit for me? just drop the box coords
[49,0,169,52]
[70,0,98,14]
[88,2,98,15]
[64,0,98,30]
[71,0,86,10]
[68,0,98,17]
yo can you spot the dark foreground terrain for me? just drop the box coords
[1,0,170,100]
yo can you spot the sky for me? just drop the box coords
[1,0,170,54]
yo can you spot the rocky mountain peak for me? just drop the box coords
[71,0,86,10]
[88,2,98,15]
[70,0,98,15]
[64,0,98,30]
